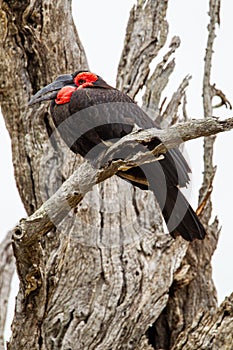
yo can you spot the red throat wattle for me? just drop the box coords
[55,86,77,105]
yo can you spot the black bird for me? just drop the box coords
[29,71,206,241]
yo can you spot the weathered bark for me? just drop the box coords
[172,292,233,350]
[0,1,174,349]
[0,0,232,349]
[117,0,169,98]
[0,0,88,214]
[147,1,225,348]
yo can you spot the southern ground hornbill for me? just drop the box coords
[29,71,206,241]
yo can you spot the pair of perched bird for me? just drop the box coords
[29,70,206,242]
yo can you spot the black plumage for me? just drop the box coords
[29,71,206,241]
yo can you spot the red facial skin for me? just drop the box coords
[55,72,99,104]
[55,86,77,105]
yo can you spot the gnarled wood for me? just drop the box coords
[172,292,233,350]
[0,0,231,349]
[148,0,223,348]
[117,0,169,99]
[1,1,175,348]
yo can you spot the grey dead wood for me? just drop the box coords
[0,0,232,349]
[0,232,15,350]
[116,0,169,99]
[172,292,233,350]
[0,0,181,348]
[10,116,233,349]
[148,0,229,348]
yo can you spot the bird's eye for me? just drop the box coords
[78,79,86,85]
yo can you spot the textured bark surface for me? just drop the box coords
[172,292,233,350]
[117,0,168,98]
[0,0,232,349]
[147,1,223,348]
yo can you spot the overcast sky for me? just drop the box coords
[1,1,233,322]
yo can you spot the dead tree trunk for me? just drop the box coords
[0,0,232,349]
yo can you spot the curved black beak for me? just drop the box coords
[28,74,74,106]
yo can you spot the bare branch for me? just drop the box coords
[211,83,232,109]
[203,0,221,116]
[0,232,15,348]
[196,168,216,217]
[117,0,169,98]
[12,116,233,248]
[100,117,233,165]
[200,0,222,218]
[142,36,181,117]
[160,74,191,126]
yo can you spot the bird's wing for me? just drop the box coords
[51,88,190,188]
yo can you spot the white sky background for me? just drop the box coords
[0,4,233,338]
